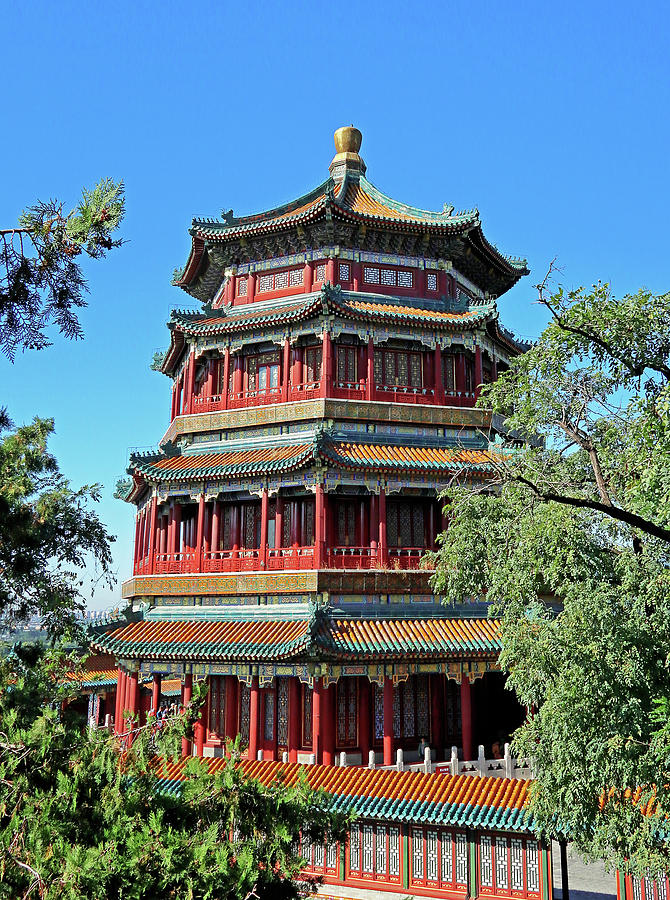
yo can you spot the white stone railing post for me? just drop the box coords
[450,746,459,776]
[396,748,404,771]
[339,751,347,767]
[477,745,486,776]
[504,743,513,779]
[368,750,376,769]
[308,753,316,765]
[423,746,432,775]
[282,751,289,763]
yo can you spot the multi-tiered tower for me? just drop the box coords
[99,127,529,766]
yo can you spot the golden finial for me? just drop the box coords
[334,125,362,155]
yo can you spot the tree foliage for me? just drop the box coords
[0,417,114,635]
[0,178,124,359]
[430,276,670,875]
[0,645,347,900]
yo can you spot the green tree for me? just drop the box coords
[0,178,124,360]
[430,273,670,876]
[0,644,346,900]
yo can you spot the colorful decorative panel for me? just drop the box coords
[417,675,430,738]
[263,690,275,742]
[239,682,250,744]
[374,682,383,740]
[392,682,401,739]
[402,681,415,738]
[302,685,312,747]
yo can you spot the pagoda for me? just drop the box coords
[96,126,530,768]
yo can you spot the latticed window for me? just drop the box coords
[442,353,456,392]
[495,836,509,889]
[426,271,438,292]
[336,678,357,745]
[239,682,250,744]
[374,683,384,740]
[303,346,322,383]
[263,689,275,742]
[315,263,327,283]
[480,835,493,887]
[387,502,425,548]
[465,356,475,393]
[456,832,468,885]
[282,504,292,549]
[374,349,423,388]
[374,676,430,741]
[336,500,358,546]
[412,828,424,881]
[256,269,302,293]
[304,500,315,546]
[363,266,413,288]
[208,676,226,736]
[302,683,312,747]
[241,504,259,549]
[246,351,280,392]
[349,827,360,872]
[277,678,289,746]
[363,266,380,284]
[237,276,248,297]
[336,345,357,384]
[339,262,351,281]
[441,831,453,884]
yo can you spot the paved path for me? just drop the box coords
[552,841,617,900]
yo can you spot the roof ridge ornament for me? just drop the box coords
[329,125,366,184]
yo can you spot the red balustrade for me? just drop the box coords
[388,547,426,570]
[374,385,435,405]
[153,551,197,574]
[267,547,315,570]
[288,381,321,402]
[326,547,377,570]
[227,387,283,409]
[191,394,223,413]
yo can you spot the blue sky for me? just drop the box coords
[2,1,668,610]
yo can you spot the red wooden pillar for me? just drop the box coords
[231,504,240,557]
[127,670,139,743]
[326,257,336,284]
[248,677,260,760]
[322,683,335,766]
[370,494,378,559]
[474,345,483,400]
[184,351,196,414]
[366,337,375,401]
[320,332,332,399]
[247,272,256,303]
[434,345,445,405]
[114,668,124,734]
[430,674,444,758]
[438,266,448,296]
[151,673,161,716]
[289,500,299,550]
[275,496,284,550]
[170,384,177,421]
[288,677,301,763]
[232,354,243,398]
[312,677,322,764]
[194,689,206,758]
[205,357,215,399]
[359,677,371,762]
[196,493,205,571]
[147,496,158,574]
[303,260,313,294]
[260,487,269,568]
[378,486,388,566]
[181,674,193,757]
[133,514,141,569]
[211,500,221,556]
[173,503,182,556]
[314,483,325,568]
[224,676,238,743]
[221,346,230,409]
[456,352,466,399]
[383,676,394,766]
[352,261,361,291]
[460,676,473,761]
[281,338,290,403]
[291,345,302,388]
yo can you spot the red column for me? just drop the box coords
[133,514,141,568]
[222,346,230,409]
[474,345,483,400]
[322,683,335,766]
[181,674,193,757]
[167,502,175,555]
[173,503,182,556]
[211,500,221,556]
[127,670,139,743]
[359,677,370,761]
[370,494,378,559]
[194,688,206,758]
[460,676,473,761]
[205,358,215,399]
[247,272,256,303]
[434,345,445,405]
[352,261,361,291]
[231,504,240,557]
[170,385,176,421]
[184,351,196,414]
[303,261,313,294]
[281,338,290,403]
[314,484,324,568]
[359,498,367,550]
[260,487,269,568]
[224,676,238,743]
[288,678,301,763]
[378,486,388,566]
[232,354,243,398]
[326,257,336,284]
[320,332,332,399]
[456,352,466,399]
[196,493,205,571]
[151,673,161,716]
[383,676,394,766]
[147,495,158,575]
[430,674,444,759]
[312,677,322,764]
[114,668,124,734]
[366,337,375,401]
[248,677,260,760]
[289,500,299,549]
[438,266,448,296]
[275,496,284,551]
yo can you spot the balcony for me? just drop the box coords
[287,381,322,402]
[326,547,377,569]
[227,387,283,409]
